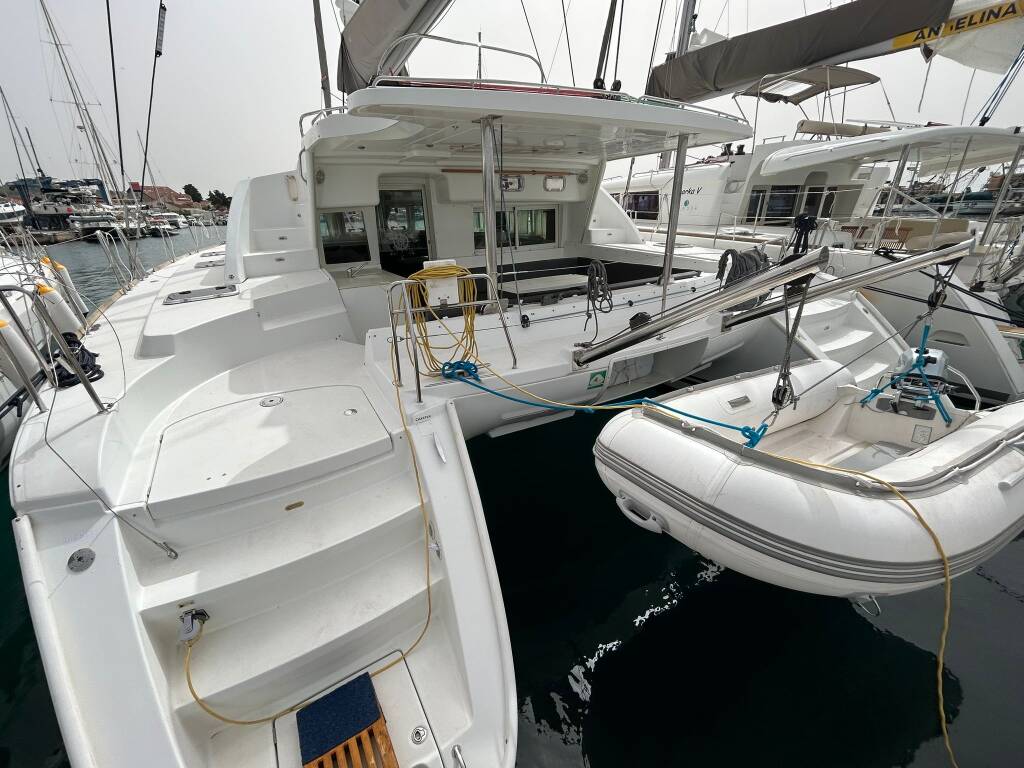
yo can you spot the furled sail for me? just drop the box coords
[336,0,454,93]
[646,0,954,103]
[916,0,1024,74]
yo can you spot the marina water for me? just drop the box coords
[1,235,1022,766]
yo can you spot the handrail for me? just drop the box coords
[299,105,347,136]
[721,239,974,329]
[386,273,518,403]
[375,33,546,84]
[573,247,830,366]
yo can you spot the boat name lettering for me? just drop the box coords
[892,1,1019,49]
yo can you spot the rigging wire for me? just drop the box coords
[519,0,544,81]
[138,1,167,243]
[104,0,138,265]
[560,0,577,86]
[974,41,1024,126]
[611,0,625,89]
[645,0,669,89]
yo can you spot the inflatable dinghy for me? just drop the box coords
[594,359,1024,598]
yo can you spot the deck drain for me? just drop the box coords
[260,396,284,407]
[410,726,427,744]
[67,548,95,572]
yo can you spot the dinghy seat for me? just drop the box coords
[655,360,855,443]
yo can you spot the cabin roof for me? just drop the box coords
[303,83,752,166]
[759,125,1024,177]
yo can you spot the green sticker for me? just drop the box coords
[588,370,607,390]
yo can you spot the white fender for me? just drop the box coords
[35,283,80,335]
[0,319,41,384]
[50,260,89,316]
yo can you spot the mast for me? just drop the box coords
[39,0,121,204]
[0,86,38,227]
[24,127,45,177]
[674,0,696,57]
[312,0,332,109]
[657,0,696,170]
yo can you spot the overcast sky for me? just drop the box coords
[1,0,1021,196]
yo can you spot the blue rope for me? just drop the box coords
[858,321,953,425]
[439,361,771,447]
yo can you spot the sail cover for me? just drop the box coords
[337,0,454,93]
[917,0,1024,74]
[646,0,954,103]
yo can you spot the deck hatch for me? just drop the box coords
[163,285,238,304]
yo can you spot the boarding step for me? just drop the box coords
[847,359,891,388]
[171,539,442,721]
[817,327,875,355]
[798,294,853,320]
[139,471,425,623]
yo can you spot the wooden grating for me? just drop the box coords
[303,715,399,768]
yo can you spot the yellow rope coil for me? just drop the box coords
[402,264,479,374]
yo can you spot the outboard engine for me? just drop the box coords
[889,346,951,415]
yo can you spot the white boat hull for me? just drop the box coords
[595,361,1024,598]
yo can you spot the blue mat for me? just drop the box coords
[297,673,381,765]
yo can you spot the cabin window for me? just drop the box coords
[472,211,513,250]
[610,192,621,203]
[473,208,555,251]
[516,208,557,249]
[804,186,838,218]
[319,210,371,264]
[745,188,767,223]
[376,189,430,275]
[623,192,659,220]
[764,185,799,223]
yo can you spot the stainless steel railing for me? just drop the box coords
[721,239,974,329]
[374,33,547,83]
[573,247,830,366]
[386,273,518,403]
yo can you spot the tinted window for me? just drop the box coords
[319,210,370,264]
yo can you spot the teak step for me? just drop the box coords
[304,718,397,768]
[298,673,399,768]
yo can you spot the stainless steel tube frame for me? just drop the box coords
[721,239,974,329]
[31,294,107,413]
[573,247,829,366]
[375,33,546,83]
[660,134,689,313]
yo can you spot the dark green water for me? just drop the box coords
[1,238,1022,766]
[473,408,1024,768]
